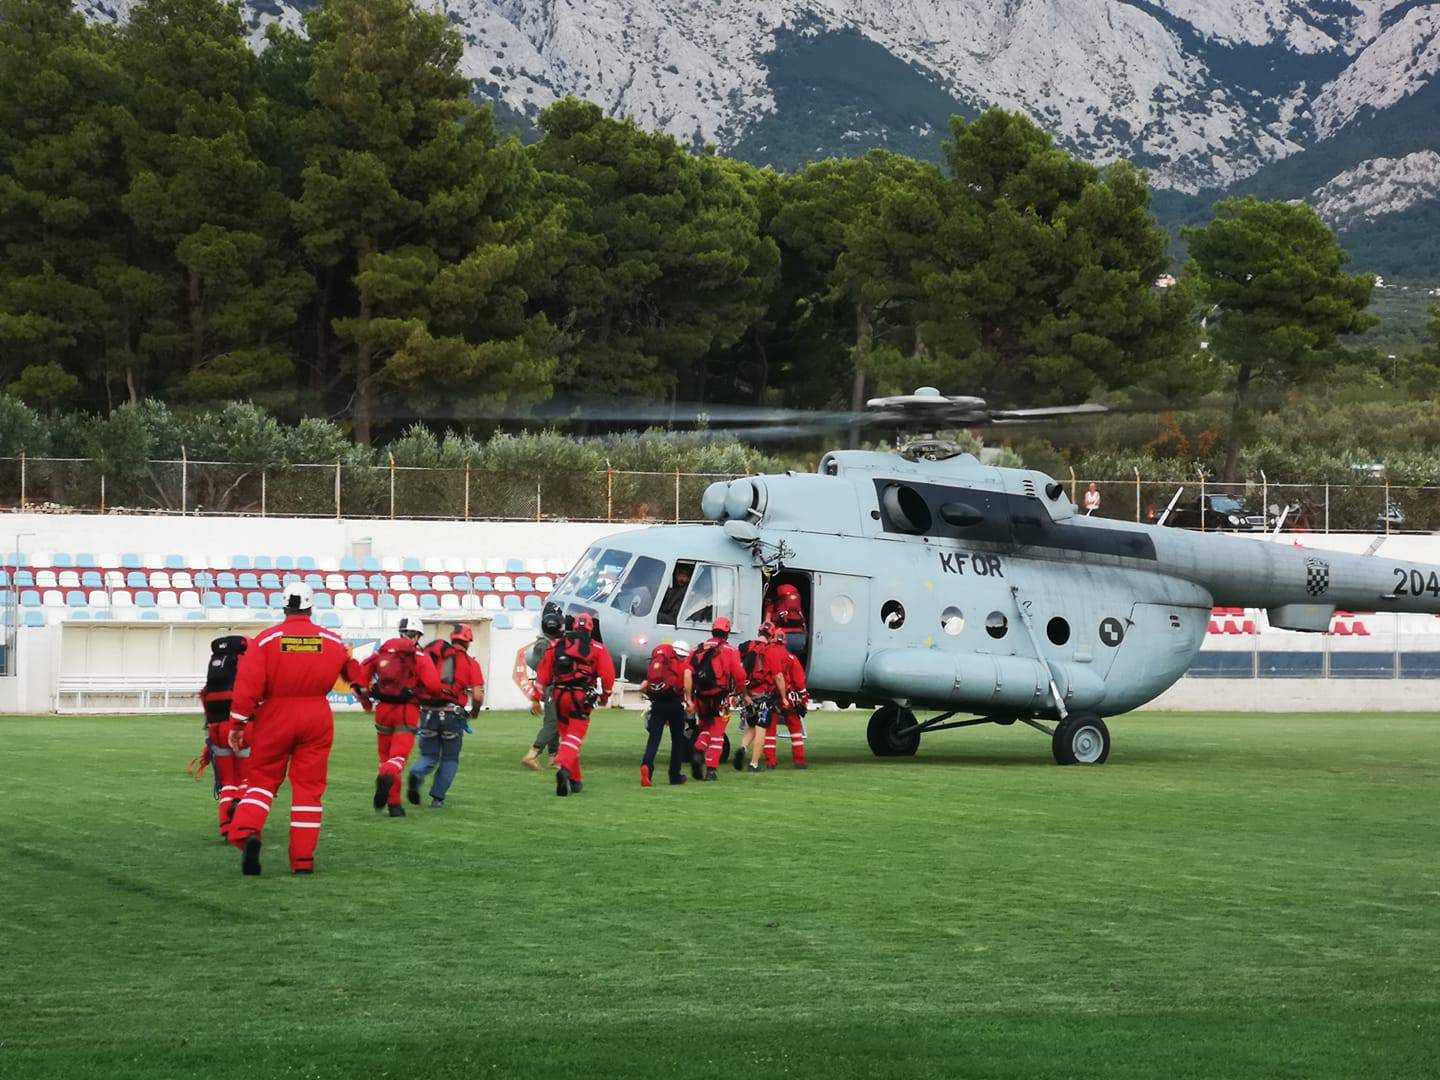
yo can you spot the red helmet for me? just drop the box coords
[712,615,732,635]
[573,613,595,633]
[758,620,777,639]
[450,624,473,645]
[777,584,799,600]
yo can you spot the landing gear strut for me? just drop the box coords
[867,704,920,757]
[1051,713,1110,765]
[863,705,1112,764]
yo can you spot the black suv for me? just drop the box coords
[1162,494,1269,532]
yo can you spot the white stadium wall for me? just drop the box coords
[5,514,1440,714]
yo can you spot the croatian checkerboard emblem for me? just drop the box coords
[1305,557,1330,597]
[1099,617,1125,647]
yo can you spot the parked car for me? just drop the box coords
[1158,494,1269,532]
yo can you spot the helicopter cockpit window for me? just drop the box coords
[612,555,665,617]
[677,564,735,630]
[557,547,633,605]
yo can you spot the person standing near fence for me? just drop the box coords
[408,624,484,808]
[521,603,564,771]
[1084,483,1101,516]
[225,583,368,876]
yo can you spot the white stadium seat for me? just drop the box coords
[462,594,482,612]
[105,570,125,588]
[380,556,402,572]
[157,590,179,608]
[482,594,502,611]
[526,558,547,574]
[58,570,80,588]
[97,552,119,568]
[88,591,109,608]
[389,575,410,591]
[546,558,569,575]
[317,556,340,572]
[443,557,464,573]
[398,593,419,610]
[112,591,134,609]
[43,590,63,607]
[324,573,344,591]
[172,571,193,589]
[463,556,487,573]
[440,594,461,612]
[150,571,171,589]
[485,558,506,574]
[178,590,200,608]
[30,551,53,568]
[535,576,554,592]
[423,557,444,573]
[432,574,452,592]
[335,593,355,610]
[36,570,57,588]
[143,552,165,569]
[494,576,514,592]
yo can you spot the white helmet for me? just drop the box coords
[396,615,424,637]
[670,639,692,658]
[283,581,314,612]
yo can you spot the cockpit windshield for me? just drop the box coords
[555,547,633,604]
[612,555,665,617]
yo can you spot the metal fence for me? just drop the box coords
[1,455,1437,531]
[0,456,743,524]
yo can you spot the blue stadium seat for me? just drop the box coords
[269,592,284,608]
[474,575,493,592]
[15,570,34,588]
[0,571,7,588]
[76,553,97,568]
[361,557,379,573]
[195,571,215,590]
[1,552,26,568]
[127,571,148,589]
[82,571,102,589]
[231,555,251,570]
[92,611,113,620]
[121,553,142,569]
[53,553,74,568]
[246,592,266,608]
[276,556,295,571]
[187,611,207,621]
[282,572,300,586]
[304,573,323,588]
[367,574,387,591]
[164,554,185,570]
[420,594,439,610]
[357,593,377,610]
[503,595,521,611]
[20,590,41,608]
[412,574,431,591]
[493,614,513,630]
[340,556,359,572]
[203,593,222,609]
[313,592,333,610]
[24,611,44,628]
[378,593,398,610]
[238,572,260,590]
[453,574,472,592]
[217,572,238,590]
[403,557,421,572]
[135,592,156,608]
[297,556,317,571]
[66,590,86,607]
[506,558,525,574]
[254,555,274,571]
[523,594,541,611]
[69,611,90,621]
[319,612,340,628]
[347,574,366,591]
[224,593,245,609]
[141,611,160,621]
[515,576,533,592]
[260,573,281,591]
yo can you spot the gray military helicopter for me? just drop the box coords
[545,388,1440,765]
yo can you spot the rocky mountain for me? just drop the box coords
[74,0,1440,274]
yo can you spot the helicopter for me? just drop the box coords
[542,388,1440,765]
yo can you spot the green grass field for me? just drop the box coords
[3,710,1438,1079]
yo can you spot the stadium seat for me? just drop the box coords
[58,570,80,589]
[420,594,439,611]
[313,592,333,610]
[315,557,338,573]
[246,592,267,609]
[474,575,493,592]
[224,593,245,609]
[482,594,502,611]
[52,553,74,568]
[93,610,114,621]
[195,571,215,590]
[503,595,521,611]
[495,576,514,592]
[525,558,547,574]
[378,593,398,610]
[297,556,317,571]
[356,593,377,610]
[381,556,402,573]
[20,590,40,607]
[231,555,251,570]
[282,572,301,585]
[546,559,569,575]
[398,593,418,611]
[440,594,461,612]
[157,591,180,608]
[80,570,102,589]
[346,574,366,591]
[76,553,97,568]
[335,593,356,611]
[523,595,541,611]
[126,571,148,589]
[135,592,155,608]
[443,557,464,574]
[411,574,431,591]
[0,570,7,588]
[66,590,86,607]
[505,558,525,574]
[260,573,281,591]
[463,556,487,573]
[69,610,90,621]
[103,570,125,588]
[164,554,185,570]
[319,612,340,628]
[325,573,344,591]
[268,592,284,608]
[339,556,358,572]
[358,610,383,629]
[389,575,410,592]
[304,573,324,589]
[23,611,44,628]
[171,571,192,590]
[482,558,504,575]
[88,590,109,608]
[35,571,57,589]
[217,572,237,590]
[15,570,34,588]
[121,553,142,569]
[453,574,472,592]
[493,614,513,630]
[403,557,422,573]
[42,590,63,607]
[254,555,274,571]
[141,611,160,621]
[203,593,222,610]
[361,557,380,572]
[515,576,533,592]
[275,556,295,571]
[239,573,260,590]
[148,571,171,590]
[423,557,444,573]
[187,611,207,621]
[535,576,554,592]
[29,552,52,568]
[462,594,482,612]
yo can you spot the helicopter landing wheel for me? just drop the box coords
[1052,713,1110,765]
[867,705,920,758]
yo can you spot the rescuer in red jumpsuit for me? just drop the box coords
[226,583,368,876]
[199,635,250,839]
[533,613,615,797]
[684,615,748,782]
[764,641,809,769]
[736,621,790,773]
[763,582,807,656]
[359,615,442,818]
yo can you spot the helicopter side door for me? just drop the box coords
[806,571,870,696]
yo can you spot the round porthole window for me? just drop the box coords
[881,600,906,629]
[985,611,1008,639]
[1047,616,1071,646]
[941,606,965,635]
[830,595,855,625]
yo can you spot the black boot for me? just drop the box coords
[556,766,571,797]
[241,834,262,876]
[569,779,583,794]
[733,746,746,771]
[388,803,406,818]
[704,768,718,782]
[406,773,421,805]
[690,747,705,780]
[373,774,393,811]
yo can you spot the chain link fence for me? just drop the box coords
[3,455,1440,531]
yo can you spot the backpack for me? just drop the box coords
[739,640,773,691]
[202,635,247,724]
[372,641,418,703]
[553,632,597,687]
[689,641,725,697]
[645,645,683,700]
